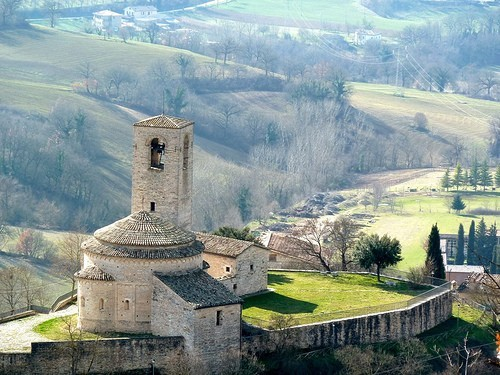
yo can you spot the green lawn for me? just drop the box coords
[242,271,431,327]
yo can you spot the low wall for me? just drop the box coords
[0,337,184,375]
[242,289,452,355]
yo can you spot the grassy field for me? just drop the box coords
[346,170,499,270]
[214,0,488,31]
[242,271,431,326]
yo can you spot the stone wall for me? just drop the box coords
[242,289,452,355]
[0,337,184,375]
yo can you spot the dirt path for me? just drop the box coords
[0,305,77,352]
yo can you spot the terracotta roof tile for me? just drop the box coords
[155,269,242,309]
[82,237,204,259]
[196,233,266,258]
[267,233,321,266]
[94,211,195,247]
[133,114,193,129]
[75,265,115,281]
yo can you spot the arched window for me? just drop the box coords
[124,300,130,310]
[183,135,189,170]
[99,298,104,311]
[150,138,165,169]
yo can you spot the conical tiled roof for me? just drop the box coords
[82,211,204,259]
[133,114,193,129]
[94,211,195,247]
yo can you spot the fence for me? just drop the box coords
[243,269,451,328]
[0,290,75,323]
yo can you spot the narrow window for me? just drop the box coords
[99,298,104,311]
[150,138,165,169]
[124,300,130,311]
[150,202,156,212]
[233,284,237,291]
[225,266,231,273]
[250,264,254,271]
[183,135,189,170]
[216,310,223,326]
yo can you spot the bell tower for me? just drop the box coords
[131,114,193,230]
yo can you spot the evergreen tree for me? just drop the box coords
[486,223,497,271]
[355,234,402,282]
[491,246,499,274]
[463,170,469,190]
[455,223,465,265]
[495,165,500,188]
[450,194,466,214]
[425,224,445,279]
[467,220,475,265]
[469,159,479,190]
[478,161,493,190]
[451,163,463,191]
[475,218,488,265]
[441,168,451,191]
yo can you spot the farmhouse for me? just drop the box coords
[353,29,382,45]
[92,10,122,33]
[123,5,158,20]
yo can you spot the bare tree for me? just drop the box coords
[57,233,86,292]
[175,54,194,80]
[217,103,242,137]
[478,71,497,97]
[329,216,363,271]
[0,0,22,26]
[0,267,22,312]
[105,67,134,98]
[292,218,335,272]
[44,1,60,28]
[78,61,95,94]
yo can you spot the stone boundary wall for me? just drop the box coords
[0,337,184,375]
[242,289,452,355]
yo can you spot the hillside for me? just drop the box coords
[0,19,498,232]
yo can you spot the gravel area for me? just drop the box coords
[0,305,78,352]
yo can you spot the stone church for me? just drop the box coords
[75,114,266,372]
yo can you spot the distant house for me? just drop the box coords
[445,265,484,285]
[353,29,382,45]
[123,6,158,20]
[92,10,122,32]
[263,232,323,271]
[197,233,269,296]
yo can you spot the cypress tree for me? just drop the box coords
[491,246,499,274]
[455,223,465,265]
[467,220,475,265]
[486,223,497,271]
[475,218,488,265]
[495,165,500,188]
[426,224,445,278]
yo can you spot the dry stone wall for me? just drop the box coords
[242,289,452,355]
[0,337,184,375]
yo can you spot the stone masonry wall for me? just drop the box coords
[131,125,193,230]
[242,290,452,355]
[0,337,184,375]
